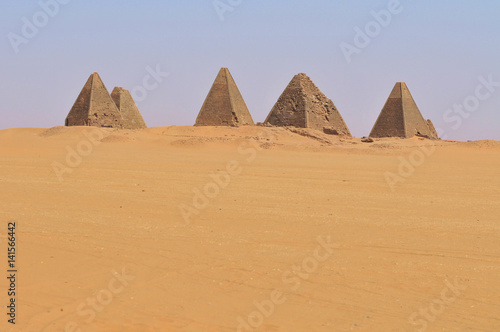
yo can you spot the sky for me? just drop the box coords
[0,0,499,140]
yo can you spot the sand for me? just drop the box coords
[0,126,499,332]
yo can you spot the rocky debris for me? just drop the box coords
[286,127,333,145]
[323,126,350,136]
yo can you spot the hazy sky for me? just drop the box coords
[1,0,499,140]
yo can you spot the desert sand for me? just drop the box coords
[0,126,499,332]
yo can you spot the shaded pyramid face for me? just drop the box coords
[195,68,255,126]
[370,83,438,139]
[65,73,123,128]
[264,73,351,136]
[111,87,147,129]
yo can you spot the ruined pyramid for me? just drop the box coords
[195,67,255,126]
[264,73,351,136]
[370,82,438,139]
[65,72,123,128]
[111,87,147,129]
[426,119,438,139]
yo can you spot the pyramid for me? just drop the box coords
[370,82,438,139]
[195,67,255,126]
[264,73,351,136]
[426,119,438,139]
[65,72,123,128]
[111,87,147,129]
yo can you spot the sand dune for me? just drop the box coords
[0,126,499,331]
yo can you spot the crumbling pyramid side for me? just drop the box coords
[370,82,437,139]
[426,119,438,139]
[265,75,308,128]
[65,72,123,128]
[300,75,351,136]
[195,68,254,126]
[265,73,351,136]
[111,87,147,129]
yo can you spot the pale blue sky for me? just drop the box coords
[1,0,499,140]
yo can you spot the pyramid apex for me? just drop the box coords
[295,73,314,81]
[89,72,102,83]
[290,73,311,84]
[216,67,231,77]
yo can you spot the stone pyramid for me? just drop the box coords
[111,87,147,129]
[195,67,255,126]
[426,119,438,139]
[264,73,351,136]
[65,72,123,128]
[370,82,438,139]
